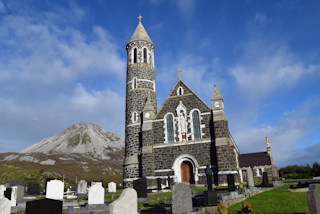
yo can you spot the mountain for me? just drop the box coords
[0,123,125,187]
[20,123,124,160]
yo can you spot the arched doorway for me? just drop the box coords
[180,161,195,184]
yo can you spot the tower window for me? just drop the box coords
[133,48,137,63]
[132,112,138,123]
[143,48,147,63]
[192,111,201,140]
[166,114,174,142]
[132,78,137,89]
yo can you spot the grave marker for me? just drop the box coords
[133,176,147,198]
[246,167,254,188]
[77,180,87,194]
[88,183,105,205]
[171,183,193,214]
[307,183,320,214]
[108,182,116,193]
[0,185,6,196]
[0,196,11,214]
[27,182,40,195]
[26,198,62,214]
[46,180,64,200]
[227,174,236,191]
[109,188,137,214]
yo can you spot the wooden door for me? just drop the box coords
[181,162,191,183]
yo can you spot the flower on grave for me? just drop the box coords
[241,201,251,211]
[218,202,227,214]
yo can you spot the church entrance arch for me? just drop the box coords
[172,154,199,184]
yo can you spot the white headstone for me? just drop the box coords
[108,182,116,193]
[46,180,64,200]
[10,186,17,206]
[246,167,255,188]
[0,185,6,196]
[109,188,137,214]
[88,183,105,205]
[77,180,87,194]
[0,196,11,214]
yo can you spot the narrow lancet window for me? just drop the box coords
[134,48,137,63]
[143,48,147,63]
[133,78,137,89]
[166,114,174,142]
[192,111,201,140]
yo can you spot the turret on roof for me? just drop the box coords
[211,83,223,101]
[128,14,153,44]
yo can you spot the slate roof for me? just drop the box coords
[239,152,271,168]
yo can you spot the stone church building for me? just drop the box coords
[123,16,278,188]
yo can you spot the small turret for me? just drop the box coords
[266,137,275,165]
[211,83,224,111]
[143,96,156,121]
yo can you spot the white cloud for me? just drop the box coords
[230,47,320,98]
[232,98,320,167]
[174,0,195,14]
[0,1,5,13]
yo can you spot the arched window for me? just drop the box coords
[166,114,174,142]
[192,111,201,140]
[132,78,137,89]
[143,48,147,63]
[132,112,138,123]
[177,87,184,96]
[133,48,137,63]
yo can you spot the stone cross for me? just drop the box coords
[177,68,182,80]
[138,14,143,22]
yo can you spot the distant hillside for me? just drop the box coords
[0,123,125,187]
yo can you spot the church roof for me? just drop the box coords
[128,16,153,44]
[239,152,271,168]
[211,83,223,101]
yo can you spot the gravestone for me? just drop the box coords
[205,165,213,191]
[88,183,105,205]
[227,174,236,191]
[27,182,40,195]
[133,176,147,198]
[109,188,137,214]
[307,183,320,214]
[157,178,161,191]
[45,178,55,193]
[0,196,11,214]
[10,186,17,206]
[15,185,24,203]
[108,182,116,193]
[246,167,254,188]
[171,183,193,214]
[0,185,6,196]
[46,180,64,200]
[77,180,87,194]
[4,188,11,200]
[204,166,218,206]
[26,198,62,214]
[262,172,270,187]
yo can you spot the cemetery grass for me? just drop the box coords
[227,184,309,214]
[138,192,172,208]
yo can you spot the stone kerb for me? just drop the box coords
[171,182,193,214]
[307,183,320,214]
[88,183,105,205]
[109,188,137,214]
[0,196,11,214]
[46,180,64,200]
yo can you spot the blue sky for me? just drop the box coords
[0,0,319,167]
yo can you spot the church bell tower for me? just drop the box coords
[123,15,157,187]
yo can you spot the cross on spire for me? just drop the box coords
[138,14,143,22]
[214,82,217,88]
[177,68,182,80]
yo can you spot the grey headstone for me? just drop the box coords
[26,198,62,214]
[307,184,320,214]
[15,185,24,203]
[262,172,270,187]
[246,167,254,188]
[171,183,193,214]
[77,180,87,194]
[0,196,11,214]
[109,188,137,214]
[108,182,116,193]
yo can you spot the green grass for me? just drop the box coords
[228,184,309,214]
[138,191,172,208]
